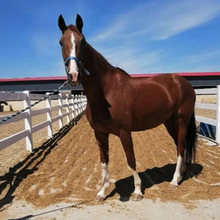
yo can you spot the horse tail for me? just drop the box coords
[185,112,197,164]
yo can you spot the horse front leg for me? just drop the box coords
[119,129,143,201]
[94,131,110,202]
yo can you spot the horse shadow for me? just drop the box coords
[107,163,203,201]
[0,113,84,211]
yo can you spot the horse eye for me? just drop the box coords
[59,40,63,46]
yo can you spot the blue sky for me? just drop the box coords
[1,0,220,78]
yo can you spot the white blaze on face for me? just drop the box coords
[69,33,78,82]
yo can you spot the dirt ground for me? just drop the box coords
[0,110,220,219]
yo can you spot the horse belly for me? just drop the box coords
[131,99,174,131]
[132,111,171,131]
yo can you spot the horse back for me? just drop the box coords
[130,74,195,129]
[112,73,195,131]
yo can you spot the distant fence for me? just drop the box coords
[0,91,87,152]
[195,86,220,144]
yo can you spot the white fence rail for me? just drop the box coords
[0,91,87,152]
[195,85,220,143]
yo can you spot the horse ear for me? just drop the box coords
[76,14,83,33]
[58,15,67,33]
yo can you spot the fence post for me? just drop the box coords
[80,95,82,113]
[23,90,33,152]
[78,95,81,114]
[75,95,78,117]
[46,92,53,138]
[71,95,74,119]
[58,93,63,129]
[83,96,87,111]
[66,94,70,124]
[80,95,83,113]
[216,85,220,143]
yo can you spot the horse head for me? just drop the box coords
[58,14,87,86]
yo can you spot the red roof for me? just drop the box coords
[0,76,67,82]
[0,72,220,82]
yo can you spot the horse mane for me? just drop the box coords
[88,44,111,63]
[86,44,131,80]
[116,67,130,77]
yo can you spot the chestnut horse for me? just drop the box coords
[58,14,197,201]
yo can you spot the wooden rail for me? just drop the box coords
[0,91,87,152]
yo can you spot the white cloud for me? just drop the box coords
[185,50,220,65]
[86,0,220,74]
[93,43,164,73]
[150,0,220,40]
[156,50,220,73]
[91,0,220,42]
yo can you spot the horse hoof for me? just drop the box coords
[170,180,178,186]
[94,195,105,202]
[131,193,143,201]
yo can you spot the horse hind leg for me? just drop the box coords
[164,116,186,186]
[172,112,197,186]
[170,117,188,186]
[94,131,110,202]
[164,116,178,146]
[119,129,143,201]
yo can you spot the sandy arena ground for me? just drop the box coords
[0,110,220,219]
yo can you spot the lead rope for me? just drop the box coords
[0,80,68,125]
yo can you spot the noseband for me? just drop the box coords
[64,56,90,76]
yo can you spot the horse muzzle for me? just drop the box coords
[64,56,89,86]
[67,73,80,86]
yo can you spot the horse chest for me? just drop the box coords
[85,107,120,134]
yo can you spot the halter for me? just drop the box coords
[64,56,90,76]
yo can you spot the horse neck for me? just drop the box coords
[82,43,115,97]
[82,44,116,121]
[85,44,114,75]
